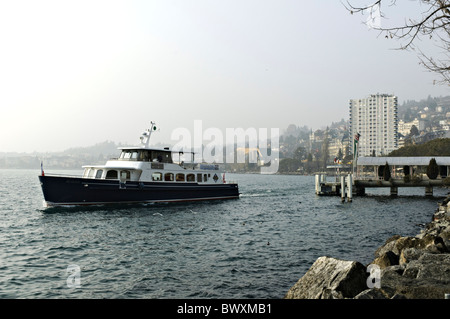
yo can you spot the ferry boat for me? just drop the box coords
[38,122,240,206]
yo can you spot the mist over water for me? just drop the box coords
[0,169,446,298]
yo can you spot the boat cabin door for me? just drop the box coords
[120,171,128,182]
[119,171,128,189]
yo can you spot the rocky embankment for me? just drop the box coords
[285,196,450,299]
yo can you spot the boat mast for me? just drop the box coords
[140,121,157,148]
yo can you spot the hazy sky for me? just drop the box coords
[1,0,449,153]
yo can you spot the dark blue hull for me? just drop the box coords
[38,175,240,206]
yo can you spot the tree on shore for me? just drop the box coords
[321,128,330,170]
[383,162,391,181]
[403,165,410,176]
[427,158,440,179]
[409,125,419,137]
[344,1,450,85]
[279,158,302,173]
[378,165,385,179]
[306,153,313,173]
[294,146,307,161]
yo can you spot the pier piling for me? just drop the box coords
[315,173,355,202]
[425,186,433,197]
[390,186,398,197]
[315,175,319,194]
[347,174,352,202]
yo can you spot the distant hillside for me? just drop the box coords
[388,138,450,156]
[399,95,450,122]
[0,140,177,169]
[62,140,121,157]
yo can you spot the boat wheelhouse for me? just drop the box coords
[39,122,240,206]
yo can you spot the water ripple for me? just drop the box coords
[0,170,446,298]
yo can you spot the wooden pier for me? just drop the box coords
[315,173,445,200]
[315,156,450,200]
[315,174,356,202]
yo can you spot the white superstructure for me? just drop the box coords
[81,122,225,185]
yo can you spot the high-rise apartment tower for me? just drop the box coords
[349,94,398,157]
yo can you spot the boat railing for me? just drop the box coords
[177,162,221,170]
[42,173,84,178]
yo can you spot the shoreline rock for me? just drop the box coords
[283,256,368,299]
[285,195,450,299]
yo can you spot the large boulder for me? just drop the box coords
[374,235,401,257]
[354,288,388,299]
[372,251,399,269]
[284,256,368,299]
[373,234,448,265]
[379,253,450,299]
[399,248,425,266]
[440,225,450,248]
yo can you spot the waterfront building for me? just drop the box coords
[328,130,349,161]
[349,94,399,157]
[398,118,425,136]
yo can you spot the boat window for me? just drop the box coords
[95,170,103,179]
[164,173,174,181]
[187,174,195,182]
[106,170,118,179]
[204,174,208,182]
[120,170,131,181]
[124,152,132,159]
[88,168,95,178]
[119,150,140,161]
[176,173,185,182]
[151,150,173,163]
[83,168,90,178]
[140,151,151,161]
[152,172,162,181]
[197,173,202,182]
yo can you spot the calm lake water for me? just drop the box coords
[0,169,447,298]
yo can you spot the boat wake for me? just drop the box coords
[240,192,271,198]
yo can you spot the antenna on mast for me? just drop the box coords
[140,121,158,148]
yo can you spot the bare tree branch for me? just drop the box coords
[345,0,450,85]
[342,0,383,14]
